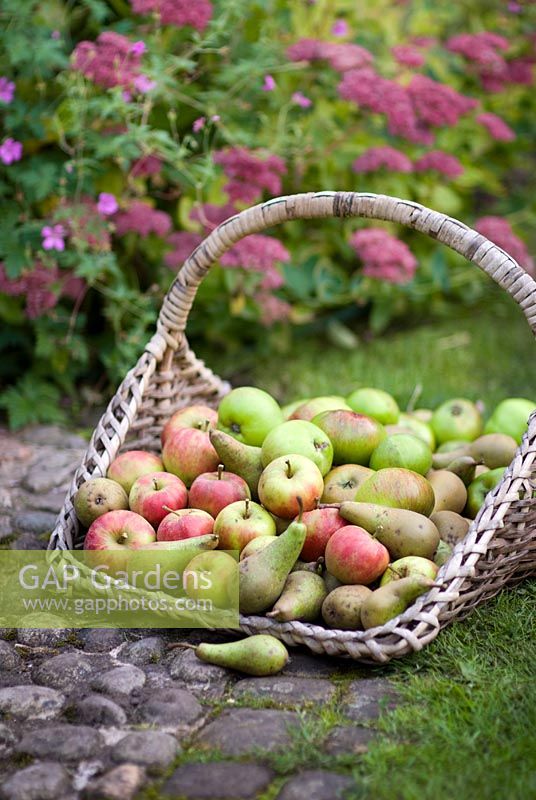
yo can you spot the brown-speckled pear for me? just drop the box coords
[432,446,470,470]
[339,502,440,560]
[196,635,289,676]
[361,575,435,630]
[354,468,435,516]
[321,585,372,630]
[321,464,374,503]
[209,429,263,498]
[267,571,326,622]
[428,470,467,513]
[74,478,128,528]
[430,510,470,546]
[468,433,518,469]
[443,455,479,486]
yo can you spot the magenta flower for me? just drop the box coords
[351,228,417,284]
[477,112,515,142]
[193,117,206,132]
[221,235,290,281]
[262,74,276,91]
[130,154,163,177]
[130,40,146,56]
[331,20,348,37]
[475,216,534,275]
[72,32,145,89]
[130,0,213,31]
[164,232,204,270]
[353,146,412,174]
[97,193,119,216]
[413,151,464,179]
[292,91,312,108]
[286,38,372,72]
[122,90,132,103]
[392,45,425,68]
[214,147,286,204]
[0,77,15,104]
[256,292,292,326]
[133,74,156,93]
[42,224,66,251]
[190,202,237,230]
[0,138,23,165]
[114,201,172,238]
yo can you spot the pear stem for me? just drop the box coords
[244,498,250,519]
[286,459,292,479]
[217,464,224,480]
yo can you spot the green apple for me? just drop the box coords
[290,396,351,421]
[346,387,400,425]
[321,464,374,503]
[484,398,536,444]
[431,398,482,444]
[281,398,310,420]
[213,499,276,551]
[397,413,436,451]
[311,410,385,466]
[380,556,438,586]
[370,433,433,475]
[217,386,283,446]
[183,550,238,609]
[465,467,506,519]
[261,420,333,476]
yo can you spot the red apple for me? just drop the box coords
[325,525,389,585]
[107,450,164,493]
[258,454,324,519]
[300,507,347,561]
[162,428,219,487]
[188,465,250,518]
[161,404,218,446]
[157,508,214,542]
[84,509,156,572]
[129,471,188,527]
[213,499,276,551]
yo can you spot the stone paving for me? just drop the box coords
[0,425,399,800]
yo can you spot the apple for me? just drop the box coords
[321,464,374,503]
[162,427,219,487]
[325,525,390,585]
[74,478,129,528]
[157,508,214,541]
[261,420,333,476]
[214,499,276,551]
[217,386,284,446]
[413,408,433,423]
[355,468,435,516]
[484,397,536,444]
[369,433,433,476]
[107,450,164,493]
[183,550,238,609]
[129,471,188,527]
[281,398,310,420]
[300,507,347,561]
[346,387,400,425]
[431,398,482,444]
[380,556,438,586]
[465,467,506,518]
[436,440,469,454]
[188,465,250,519]
[161,404,218,445]
[312,410,385,466]
[258,454,324,518]
[290,396,351,421]
[84,509,156,572]
[395,413,436,451]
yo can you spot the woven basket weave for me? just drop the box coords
[49,191,536,663]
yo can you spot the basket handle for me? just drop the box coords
[154,191,536,347]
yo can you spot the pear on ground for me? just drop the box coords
[361,575,435,629]
[321,585,372,630]
[428,470,467,513]
[239,513,307,614]
[209,430,263,498]
[267,571,326,622]
[430,510,470,546]
[468,433,518,469]
[339,501,440,560]
[195,635,289,676]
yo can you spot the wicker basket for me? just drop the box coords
[49,191,536,663]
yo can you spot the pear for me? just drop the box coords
[209,430,263,498]
[267,571,326,622]
[321,585,372,630]
[74,478,129,527]
[339,502,440,560]
[434,540,452,566]
[430,510,470,546]
[324,571,343,593]
[444,455,480,486]
[361,574,435,629]
[239,511,307,614]
[428,470,467,514]
[468,433,518,469]
[432,446,470,470]
[239,535,276,561]
[291,559,324,574]
[195,634,289,676]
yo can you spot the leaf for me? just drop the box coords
[0,375,66,430]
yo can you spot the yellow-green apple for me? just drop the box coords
[214,499,276,551]
[129,471,188,527]
[290,395,351,421]
[325,525,389,585]
[370,433,433,475]
[217,386,283,446]
[183,550,238,608]
[281,398,310,420]
[74,478,128,528]
[261,420,333,475]
[393,412,436,450]
[380,556,438,586]
[161,404,218,445]
[355,468,435,516]
[258,454,324,518]
[431,398,482,444]
[300,507,347,561]
[311,410,385,466]
[84,509,156,572]
[157,508,214,541]
[162,428,219,487]
[321,464,374,503]
[188,465,250,518]
[107,450,164,493]
[465,467,506,518]
[346,387,399,424]
[484,397,536,444]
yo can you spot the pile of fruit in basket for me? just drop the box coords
[74,387,535,632]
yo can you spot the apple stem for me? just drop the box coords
[285,459,292,479]
[153,478,159,491]
[244,498,250,519]
[202,419,211,432]
[296,496,303,522]
[217,464,224,480]
[314,496,320,509]
[117,532,129,544]
[162,505,181,518]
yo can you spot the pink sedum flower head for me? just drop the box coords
[256,293,292,326]
[221,235,290,275]
[286,38,372,72]
[97,193,119,216]
[292,91,312,108]
[407,75,477,128]
[130,154,163,176]
[190,202,237,231]
[352,146,412,174]
[164,232,203,270]
[133,74,156,93]
[331,19,349,37]
[214,147,286,204]
[114,201,172,238]
[351,228,417,284]
[0,77,15,104]
[130,0,213,31]
[0,138,23,165]
[42,224,66,251]
[475,217,534,275]
[262,74,276,91]
[476,112,515,141]
[193,117,206,132]
[72,32,144,89]
[413,150,464,178]
[392,45,425,68]
[130,40,146,56]
[0,262,85,319]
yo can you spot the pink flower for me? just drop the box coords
[164,232,203,270]
[72,32,144,89]
[407,75,477,128]
[62,197,112,251]
[352,146,412,174]
[413,151,464,178]
[190,202,237,230]
[507,1,522,11]
[506,57,535,86]
[51,30,61,40]
[477,112,515,141]
[193,117,206,132]
[286,38,372,72]
[130,0,213,31]
[475,216,534,275]
[122,90,132,102]
[262,74,276,91]
[331,20,349,37]
[0,138,23,165]
[133,74,156,93]
[113,201,172,237]
[411,36,437,49]
[214,147,286,204]
[130,40,146,56]
[0,262,85,319]
[350,228,417,284]
[292,91,312,108]
[97,193,119,216]
[256,292,292,325]
[446,32,509,65]
[0,77,15,104]
[221,235,290,277]
[392,45,425,68]
[42,224,66,251]
[130,154,163,176]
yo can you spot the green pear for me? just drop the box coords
[361,574,435,629]
[209,429,263,498]
[427,470,467,513]
[239,512,307,614]
[432,446,470,470]
[339,501,440,560]
[430,510,470,546]
[443,455,480,486]
[468,433,518,469]
[195,634,289,676]
[239,535,277,561]
[74,478,128,527]
[434,540,452,566]
[267,571,327,622]
[321,585,372,630]
[465,467,505,518]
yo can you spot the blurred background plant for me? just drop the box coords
[0,0,534,427]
